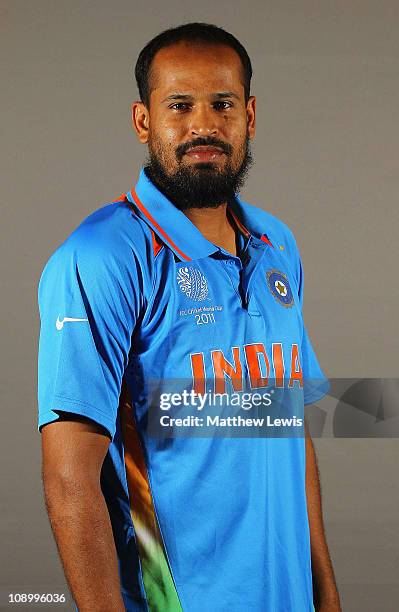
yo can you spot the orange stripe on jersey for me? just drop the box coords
[228,208,251,238]
[151,229,164,258]
[115,193,128,202]
[120,382,182,610]
[261,234,273,247]
[130,188,191,262]
[228,207,273,247]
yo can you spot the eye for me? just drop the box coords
[169,102,190,111]
[213,101,233,110]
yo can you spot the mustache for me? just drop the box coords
[176,137,233,160]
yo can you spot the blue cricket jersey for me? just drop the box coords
[38,168,327,611]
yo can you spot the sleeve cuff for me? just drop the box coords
[304,378,330,405]
[38,395,116,440]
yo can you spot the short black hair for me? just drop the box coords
[135,22,253,107]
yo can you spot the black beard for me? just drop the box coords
[144,136,253,211]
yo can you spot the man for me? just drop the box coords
[38,23,341,612]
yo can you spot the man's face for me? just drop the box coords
[133,41,256,209]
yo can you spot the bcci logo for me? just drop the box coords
[177,266,209,301]
[266,270,294,308]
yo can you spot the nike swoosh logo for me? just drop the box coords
[56,316,88,331]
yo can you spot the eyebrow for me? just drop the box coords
[215,91,240,100]
[161,91,240,103]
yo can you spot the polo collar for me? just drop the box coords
[126,168,272,261]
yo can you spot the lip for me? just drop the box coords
[184,146,225,162]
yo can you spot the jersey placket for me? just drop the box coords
[221,237,269,316]
[240,238,269,315]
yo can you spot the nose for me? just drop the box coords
[189,103,218,137]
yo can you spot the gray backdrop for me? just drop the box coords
[1,0,398,610]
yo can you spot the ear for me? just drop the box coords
[131,101,150,144]
[246,96,256,139]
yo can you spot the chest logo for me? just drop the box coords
[177,266,209,301]
[266,270,294,308]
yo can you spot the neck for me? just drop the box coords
[183,204,237,256]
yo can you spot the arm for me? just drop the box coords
[305,422,341,612]
[41,416,125,612]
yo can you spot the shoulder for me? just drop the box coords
[238,198,302,264]
[39,198,153,291]
[65,199,150,262]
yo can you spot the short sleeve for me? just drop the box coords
[37,237,144,439]
[300,326,330,405]
[289,232,330,405]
